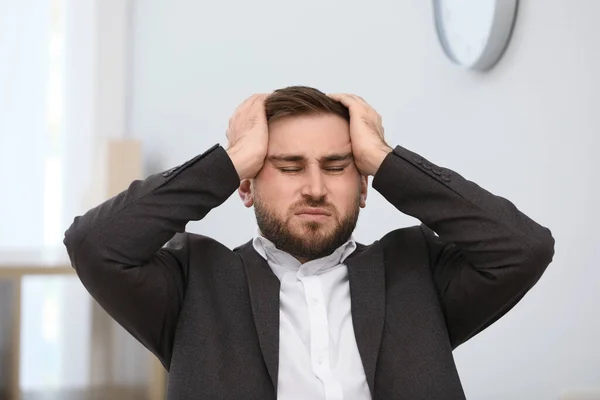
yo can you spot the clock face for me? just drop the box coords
[433,0,518,71]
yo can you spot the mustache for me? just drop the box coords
[294,198,329,208]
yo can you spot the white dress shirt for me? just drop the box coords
[253,234,372,400]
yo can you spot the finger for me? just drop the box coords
[327,93,357,108]
[250,93,270,104]
[328,93,373,111]
[233,95,256,114]
[348,94,371,108]
[249,94,270,116]
[236,93,269,115]
[247,93,271,111]
[242,94,263,108]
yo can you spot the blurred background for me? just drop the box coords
[0,0,598,399]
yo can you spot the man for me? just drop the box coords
[64,86,554,399]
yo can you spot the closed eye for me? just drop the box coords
[278,165,348,173]
[279,168,302,173]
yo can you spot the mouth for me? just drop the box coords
[295,207,332,221]
[295,207,332,216]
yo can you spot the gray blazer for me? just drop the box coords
[64,144,554,399]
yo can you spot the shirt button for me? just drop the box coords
[310,298,319,307]
[317,356,324,365]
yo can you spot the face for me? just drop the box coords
[239,113,368,262]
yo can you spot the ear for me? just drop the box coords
[238,179,254,208]
[359,175,368,208]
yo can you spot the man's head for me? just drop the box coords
[238,86,368,262]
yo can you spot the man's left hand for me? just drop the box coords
[327,93,393,176]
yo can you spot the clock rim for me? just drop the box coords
[433,0,519,71]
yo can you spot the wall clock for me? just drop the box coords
[433,0,519,71]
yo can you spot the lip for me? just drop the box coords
[295,207,332,216]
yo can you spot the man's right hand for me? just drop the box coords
[225,93,270,181]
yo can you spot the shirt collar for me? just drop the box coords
[252,230,357,277]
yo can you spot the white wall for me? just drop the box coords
[129,0,600,398]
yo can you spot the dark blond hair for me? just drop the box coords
[265,86,350,124]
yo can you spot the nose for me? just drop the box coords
[300,166,328,200]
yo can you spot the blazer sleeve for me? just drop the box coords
[372,145,555,348]
[63,144,240,367]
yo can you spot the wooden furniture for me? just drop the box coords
[0,139,167,400]
[0,249,74,400]
[0,249,166,400]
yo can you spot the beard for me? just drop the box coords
[254,193,360,262]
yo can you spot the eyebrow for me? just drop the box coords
[267,152,354,163]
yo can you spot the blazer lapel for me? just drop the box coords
[236,239,386,397]
[346,241,386,396]
[236,241,281,394]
